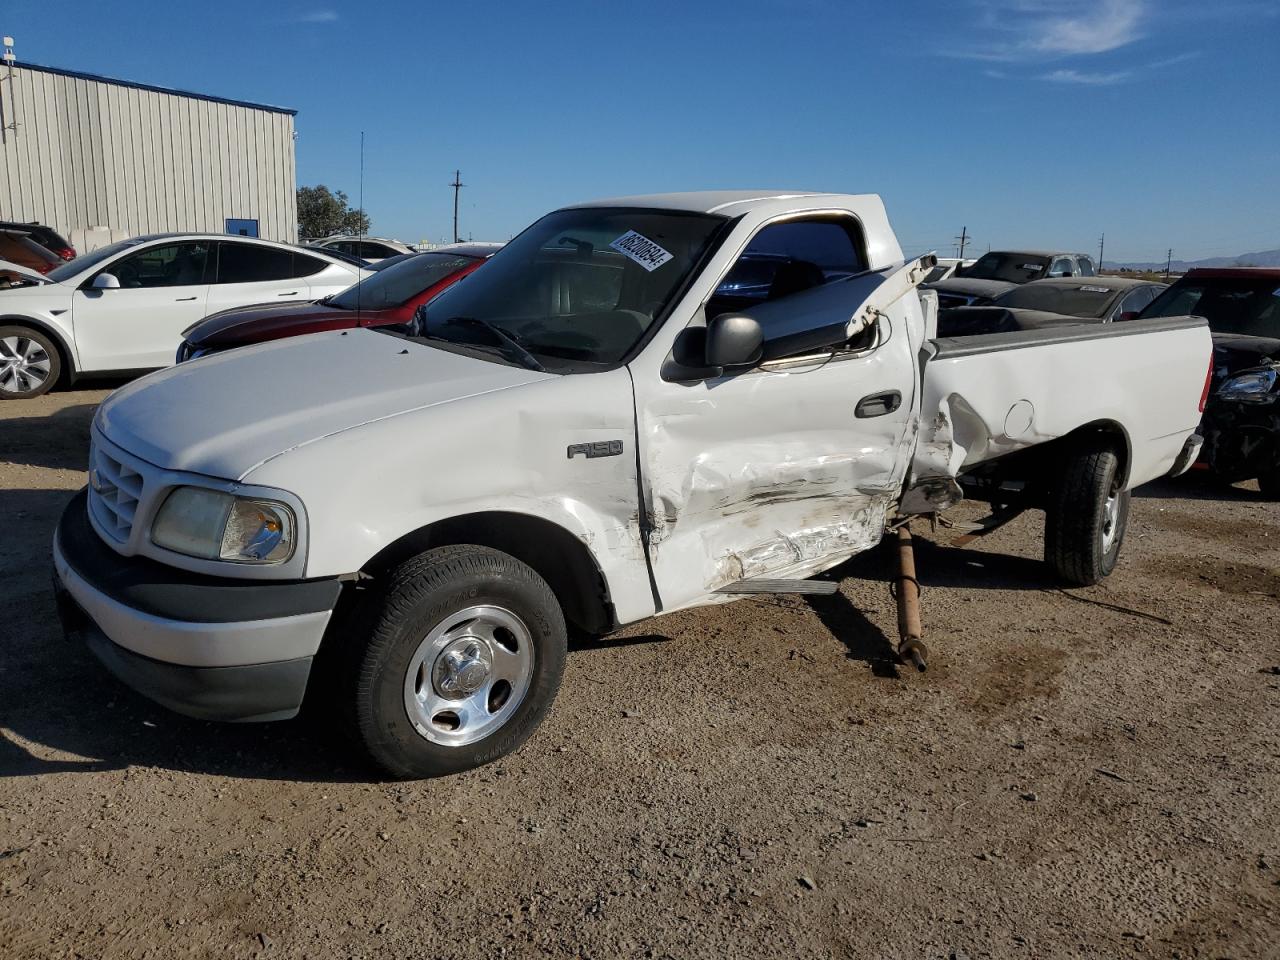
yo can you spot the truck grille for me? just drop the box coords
[88,441,147,542]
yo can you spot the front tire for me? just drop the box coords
[344,545,567,778]
[1044,439,1130,586]
[0,326,61,399]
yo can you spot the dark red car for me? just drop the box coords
[176,243,501,362]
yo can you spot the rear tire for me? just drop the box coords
[0,326,61,399]
[343,545,567,779]
[1044,438,1130,586]
[1258,469,1280,500]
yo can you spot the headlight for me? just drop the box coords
[1217,367,1278,403]
[151,487,296,563]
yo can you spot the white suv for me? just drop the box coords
[0,234,365,398]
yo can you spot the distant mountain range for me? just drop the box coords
[1115,248,1280,271]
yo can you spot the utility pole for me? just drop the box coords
[1097,233,1105,272]
[954,225,969,260]
[1164,248,1173,281]
[449,170,465,244]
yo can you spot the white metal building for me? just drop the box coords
[0,59,297,248]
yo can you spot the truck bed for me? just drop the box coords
[913,315,1211,489]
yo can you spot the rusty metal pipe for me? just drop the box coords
[894,524,928,672]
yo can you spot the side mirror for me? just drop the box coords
[92,273,121,290]
[705,313,763,369]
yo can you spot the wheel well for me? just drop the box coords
[957,419,1132,506]
[0,316,75,384]
[360,512,616,636]
[1062,420,1131,486]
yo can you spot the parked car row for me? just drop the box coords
[176,243,501,361]
[0,235,369,397]
[927,248,1098,309]
[307,235,417,263]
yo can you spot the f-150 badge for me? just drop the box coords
[567,441,624,459]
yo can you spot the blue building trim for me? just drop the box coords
[15,61,298,117]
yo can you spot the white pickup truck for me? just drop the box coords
[53,191,1212,778]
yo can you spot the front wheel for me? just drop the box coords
[1044,439,1130,586]
[0,326,61,399]
[344,545,567,778]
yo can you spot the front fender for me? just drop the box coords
[242,369,655,625]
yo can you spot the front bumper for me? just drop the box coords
[53,489,343,722]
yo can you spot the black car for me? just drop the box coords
[0,220,76,261]
[1137,268,1280,497]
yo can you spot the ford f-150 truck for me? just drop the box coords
[52,192,1212,778]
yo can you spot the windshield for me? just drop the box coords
[960,253,1050,283]
[329,253,476,310]
[995,282,1117,318]
[45,237,149,283]
[1140,275,1280,338]
[408,207,726,371]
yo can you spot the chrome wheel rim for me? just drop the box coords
[0,336,52,394]
[402,604,534,747]
[1101,485,1122,554]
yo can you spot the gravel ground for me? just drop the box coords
[2,387,1278,960]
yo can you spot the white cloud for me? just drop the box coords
[1040,68,1131,85]
[298,9,339,23]
[1028,0,1145,55]
[953,0,1146,61]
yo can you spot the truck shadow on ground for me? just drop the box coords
[808,537,1058,679]
[1135,473,1268,503]
[0,402,97,471]
[833,536,1057,592]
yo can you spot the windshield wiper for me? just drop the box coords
[442,317,546,372]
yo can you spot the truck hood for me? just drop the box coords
[96,329,554,480]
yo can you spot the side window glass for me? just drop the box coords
[291,253,328,278]
[360,242,391,259]
[215,243,295,284]
[1077,257,1096,277]
[109,243,212,288]
[1048,258,1075,278]
[708,219,864,318]
[1115,288,1149,318]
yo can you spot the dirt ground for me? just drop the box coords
[1,386,1278,960]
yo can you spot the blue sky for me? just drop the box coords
[5,0,1278,262]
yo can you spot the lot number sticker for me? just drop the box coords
[610,231,673,272]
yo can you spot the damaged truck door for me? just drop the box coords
[635,215,930,610]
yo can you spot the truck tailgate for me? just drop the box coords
[914,316,1211,489]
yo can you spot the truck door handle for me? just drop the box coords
[855,390,902,418]
[277,291,299,297]
[175,296,197,301]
